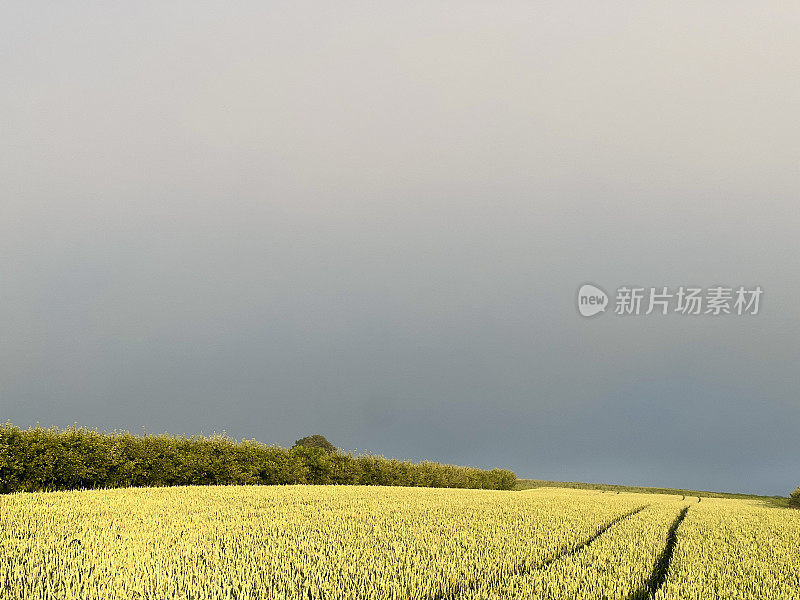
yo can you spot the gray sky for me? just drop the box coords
[2,1,798,496]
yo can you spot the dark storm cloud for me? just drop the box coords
[1,1,798,495]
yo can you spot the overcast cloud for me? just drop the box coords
[2,1,798,495]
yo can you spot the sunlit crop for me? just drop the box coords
[461,499,689,599]
[0,486,796,599]
[655,497,800,600]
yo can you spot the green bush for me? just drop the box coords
[293,435,337,454]
[0,423,516,493]
[790,487,800,509]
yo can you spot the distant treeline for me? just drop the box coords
[0,424,516,493]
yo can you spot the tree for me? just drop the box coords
[790,487,800,509]
[292,434,337,454]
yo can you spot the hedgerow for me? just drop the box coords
[0,423,515,493]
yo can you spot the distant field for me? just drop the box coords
[2,485,798,599]
[515,478,790,507]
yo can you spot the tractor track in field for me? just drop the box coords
[537,504,649,569]
[428,504,650,600]
[625,506,690,600]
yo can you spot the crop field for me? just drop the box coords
[1,486,798,600]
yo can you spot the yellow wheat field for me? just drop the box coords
[655,497,800,600]
[0,485,797,599]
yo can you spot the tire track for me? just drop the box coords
[536,504,649,569]
[429,504,649,600]
[626,506,690,600]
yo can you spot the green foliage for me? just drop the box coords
[0,423,516,493]
[292,435,337,454]
[789,487,800,509]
